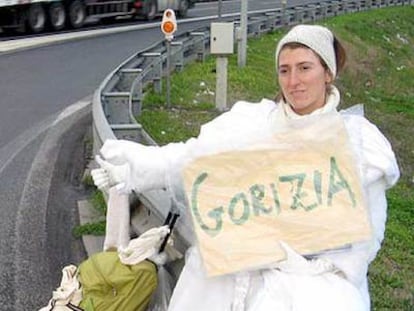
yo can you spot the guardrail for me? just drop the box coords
[92,0,412,260]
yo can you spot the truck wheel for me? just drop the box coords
[178,0,189,17]
[145,0,157,21]
[67,0,86,28]
[27,4,46,33]
[48,2,66,31]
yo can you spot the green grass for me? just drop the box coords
[73,184,107,237]
[137,5,413,309]
[72,220,106,238]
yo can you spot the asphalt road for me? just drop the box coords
[0,24,206,311]
[0,1,322,309]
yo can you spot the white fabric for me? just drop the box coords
[118,226,170,265]
[247,269,365,311]
[274,242,342,276]
[91,155,130,192]
[103,186,131,251]
[275,24,337,77]
[102,186,181,266]
[38,265,82,311]
[96,85,399,310]
[232,272,251,311]
[282,86,340,118]
[99,141,168,194]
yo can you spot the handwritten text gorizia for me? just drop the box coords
[190,156,356,237]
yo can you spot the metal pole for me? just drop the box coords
[218,0,222,20]
[166,40,171,108]
[238,0,248,67]
[281,0,287,25]
[215,56,228,111]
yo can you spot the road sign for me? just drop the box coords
[161,9,177,41]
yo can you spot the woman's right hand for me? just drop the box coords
[91,139,171,194]
[91,155,130,192]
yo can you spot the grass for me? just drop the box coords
[137,5,413,310]
[73,182,107,238]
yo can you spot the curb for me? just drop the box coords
[77,199,105,257]
[13,98,92,309]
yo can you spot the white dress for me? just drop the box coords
[99,87,400,311]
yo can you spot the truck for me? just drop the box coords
[0,0,195,34]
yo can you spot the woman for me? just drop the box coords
[92,24,399,310]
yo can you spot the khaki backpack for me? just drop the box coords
[78,251,157,311]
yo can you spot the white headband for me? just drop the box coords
[275,25,337,77]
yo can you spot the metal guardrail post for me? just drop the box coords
[294,7,304,23]
[190,32,207,62]
[171,41,184,71]
[263,12,280,31]
[248,18,263,36]
[332,1,339,15]
[111,123,143,141]
[119,68,142,93]
[102,92,131,124]
[342,1,349,13]
[142,52,163,94]
[128,68,143,116]
[307,5,317,21]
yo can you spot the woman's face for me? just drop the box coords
[278,46,332,115]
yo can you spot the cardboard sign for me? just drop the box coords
[183,115,372,277]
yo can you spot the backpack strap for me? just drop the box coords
[66,303,84,311]
[49,300,84,311]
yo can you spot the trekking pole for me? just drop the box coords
[159,211,180,253]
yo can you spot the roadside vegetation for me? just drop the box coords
[73,177,107,238]
[138,5,413,310]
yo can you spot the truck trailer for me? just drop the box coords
[0,0,194,33]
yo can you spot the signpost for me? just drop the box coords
[161,9,177,108]
[238,0,248,67]
[210,22,234,111]
[218,0,223,20]
[281,0,287,25]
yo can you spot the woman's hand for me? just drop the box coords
[91,155,130,192]
[276,241,344,277]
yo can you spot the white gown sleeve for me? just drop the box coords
[317,115,400,308]
[360,117,400,189]
[99,99,277,194]
[359,117,399,259]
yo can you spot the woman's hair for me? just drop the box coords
[274,37,347,101]
[333,36,347,74]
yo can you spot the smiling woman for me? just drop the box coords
[278,46,332,115]
[91,24,399,310]
[275,25,347,115]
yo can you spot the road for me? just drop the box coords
[0,1,320,309]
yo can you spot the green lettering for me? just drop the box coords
[279,173,318,211]
[250,184,273,216]
[270,183,281,215]
[191,172,224,237]
[328,157,356,207]
[313,170,323,205]
[228,193,250,225]
[279,173,306,210]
